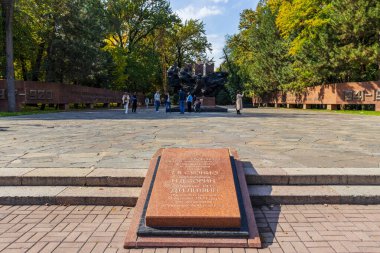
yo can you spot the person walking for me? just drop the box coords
[236,91,244,115]
[154,91,161,112]
[122,92,130,114]
[145,96,149,109]
[165,92,171,113]
[186,92,193,113]
[194,98,201,112]
[131,92,138,113]
[178,89,186,114]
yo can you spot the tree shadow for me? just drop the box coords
[242,161,281,248]
[0,126,9,131]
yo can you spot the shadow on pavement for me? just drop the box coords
[256,205,282,248]
[242,161,281,248]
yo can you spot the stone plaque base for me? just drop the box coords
[145,148,241,228]
[124,149,261,248]
[201,97,216,107]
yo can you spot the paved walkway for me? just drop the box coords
[0,108,379,170]
[1,108,380,252]
[0,204,379,253]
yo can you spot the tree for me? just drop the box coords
[1,0,212,97]
[103,0,177,90]
[223,2,292,96]
[170,19,211,68]
[1,0,16,112]
[329,0,380,82]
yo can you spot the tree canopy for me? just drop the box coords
[222,0,380,96]
[0,0,211,94]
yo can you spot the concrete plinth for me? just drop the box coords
[58,104,70,110]
[287,104,296,109]
[327,104,338,110]
[303,104,312,110]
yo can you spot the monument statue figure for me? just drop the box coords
[167,63,228,97]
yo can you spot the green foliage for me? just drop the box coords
[225,0,380,95]
[223,2,293,96]
[215,89,231,105]
[329,0,380,82]
[169,19,211,67]
[1,0,211,93]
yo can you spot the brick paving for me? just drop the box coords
[0,205,379,253]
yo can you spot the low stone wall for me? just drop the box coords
[253,81,380,111]
[0,80,124,111]
[200,97,216,107]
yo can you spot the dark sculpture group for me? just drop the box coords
[167,64,228,97]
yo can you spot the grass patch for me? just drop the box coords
[0,103,121,117]
[328,110,380,116]
[310,109,380,116]
[0,106,60,117]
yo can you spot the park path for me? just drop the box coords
[1,108,380,252]
[1,108,379,170]
[0,204,380,253]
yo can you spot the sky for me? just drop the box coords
[169,0,260,68]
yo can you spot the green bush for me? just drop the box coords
[216,90,232,105]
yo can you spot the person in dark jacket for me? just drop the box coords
[186,92,193,113]
[131,92,138,113]
[165,92,171,113]
[178,89,186,114]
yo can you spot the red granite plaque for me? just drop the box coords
[145,148,241,228]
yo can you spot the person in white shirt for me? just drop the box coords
[145,96,149,109]
[154,91,161,112]
[122,92,130,114]
[236,91,244,115]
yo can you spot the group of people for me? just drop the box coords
[122,90,244,115]
[153,89,201,114]
[177,89,201,114]
[152,91,171,113]
[121,92,138,114]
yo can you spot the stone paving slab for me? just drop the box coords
[0,168,147,187]
[0,204,380,252]
[1,167,380,187]
[0,186,140,206]
[250,185,380,205]
[246,167,380,176]
[1,185,380,206]
[24,168,94,177]
[0,108,379,170]
[0,168,35,176]
[86,169,147,178]
[0,167,380,187]
[244,167,380,185]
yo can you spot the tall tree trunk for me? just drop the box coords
[2,0,16,112]
[31,42,45,81]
